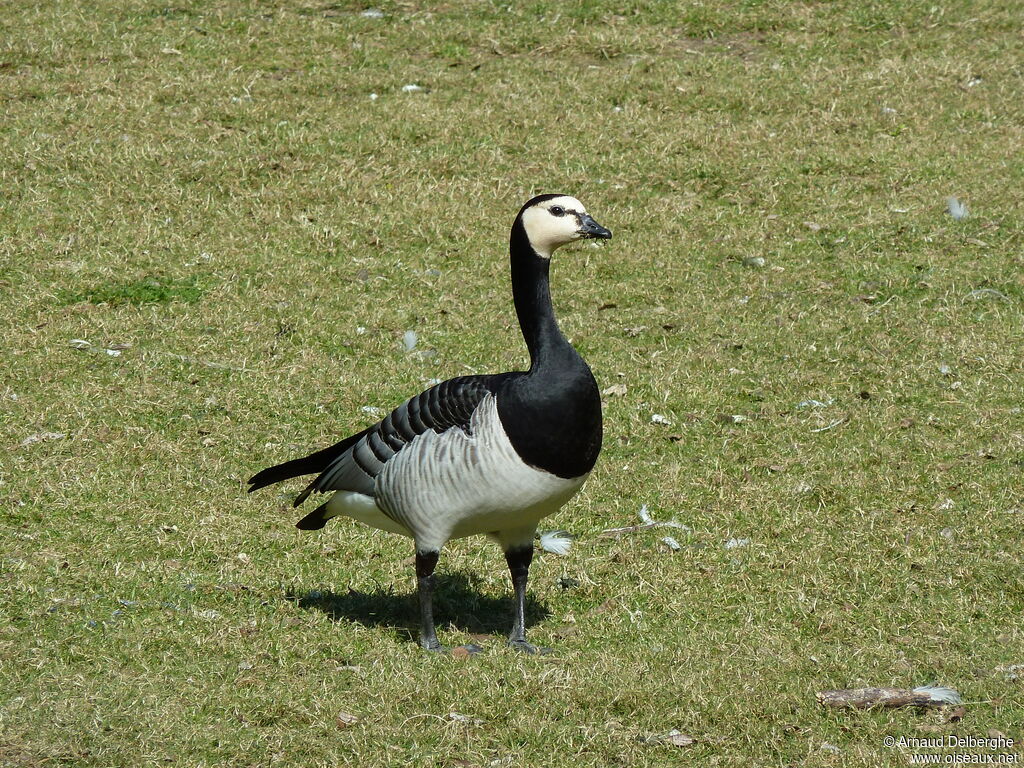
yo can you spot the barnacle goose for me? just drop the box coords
[248,194,612,654]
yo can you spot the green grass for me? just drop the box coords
[2,0,1023,765]
[60,275,208,307]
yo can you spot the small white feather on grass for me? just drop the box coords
[913,685,963,705]
[638,730,695,748]
[947,196,969,220]
[447,712,484,724]
[20,432,67,448]
[797,398,832,408]
[601,505,692,538]
[638,504,654,524]
[997,664,1023,681]
[965,288,1010,302]
[537,530,574,556]
[335,711,360,728]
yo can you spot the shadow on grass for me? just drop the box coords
[287,573,549,641]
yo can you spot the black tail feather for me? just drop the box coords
[248,456,320,493]
[293,481,316,508]
[247,428,370,493]
[296,502,330,530]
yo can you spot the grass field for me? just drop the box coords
[2,0,1023,765]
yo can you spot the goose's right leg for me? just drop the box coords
[414,548,483,655]
[415,549,443,651]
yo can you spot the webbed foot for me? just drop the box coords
[423,641,485,656]
[507,639,551,655]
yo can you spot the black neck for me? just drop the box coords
[498,210,603,479]
[509,218,573,370]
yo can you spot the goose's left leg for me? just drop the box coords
[504,542,550,655]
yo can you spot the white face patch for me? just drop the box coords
[520,195,588,259]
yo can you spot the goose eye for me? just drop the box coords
[550,206,565,217]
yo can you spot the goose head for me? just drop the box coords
[518,194,612,259]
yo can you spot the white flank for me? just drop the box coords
[374,395,587,551]
[323,491,410,536]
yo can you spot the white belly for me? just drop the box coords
[334,395,587,551]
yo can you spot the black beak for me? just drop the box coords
[577,213,612,240]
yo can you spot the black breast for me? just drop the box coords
[496,360,603,479]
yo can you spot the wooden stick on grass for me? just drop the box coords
[816,686,962,710]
